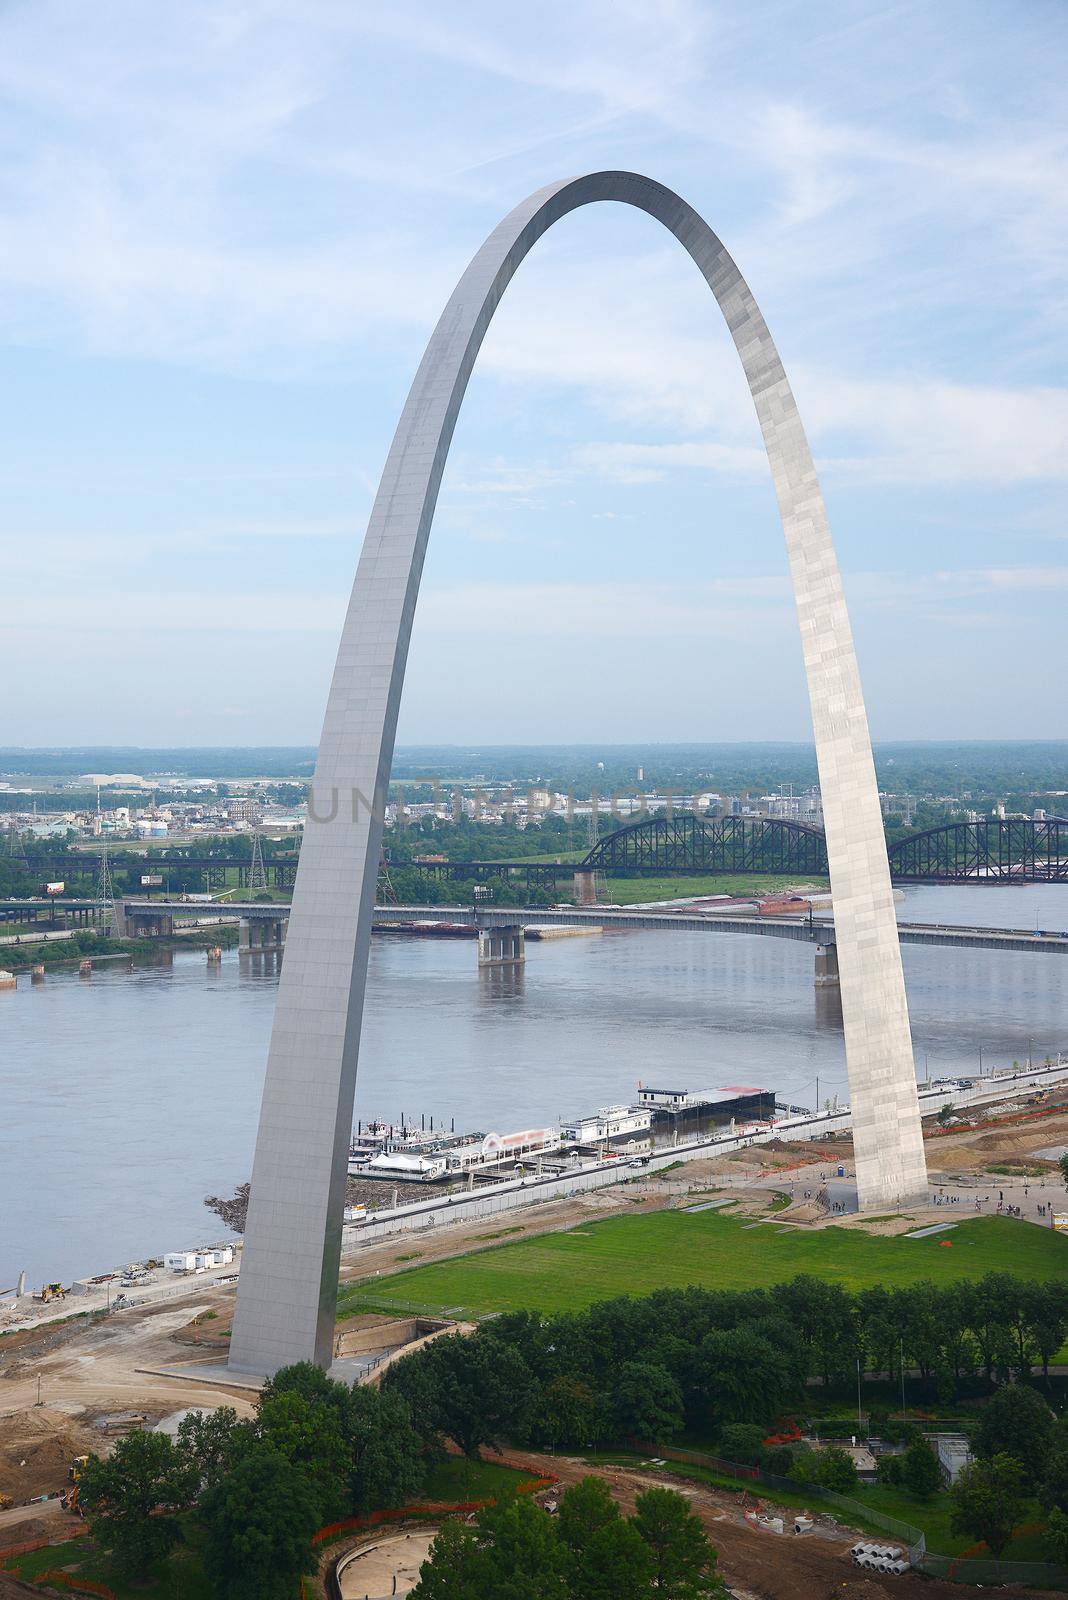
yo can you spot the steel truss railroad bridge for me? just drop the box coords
[402,814,1068,887]
[22,815,1068,895]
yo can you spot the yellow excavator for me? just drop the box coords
[62,1455,90,1516]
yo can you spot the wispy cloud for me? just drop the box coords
[1,0,1065,740]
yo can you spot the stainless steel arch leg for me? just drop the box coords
[228,171,926,1376]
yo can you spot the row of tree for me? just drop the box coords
[381,1275,1068,1466]
[381,1305,1068,1564]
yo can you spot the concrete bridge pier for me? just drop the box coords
[239,917,288,955]
[814,940,840,989]
[477,925,525,968]
[573,870,597,905]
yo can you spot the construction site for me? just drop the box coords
[2,1075,1067,1598]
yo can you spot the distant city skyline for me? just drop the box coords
[1,1,1066,744]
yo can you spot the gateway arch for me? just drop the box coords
[229,171,928,1376]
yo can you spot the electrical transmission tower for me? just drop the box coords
[587,791,600,851]
[248,829,268,895]
[7,816,28,868]
[584,792,604,904]
[376,853,400,905]
[96,839,116,936]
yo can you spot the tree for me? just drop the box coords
[574,1519,656,1600]
[717,1423,767,1468]
[697,1326,800,1426]
[970,1275,1020,1384]
[790,1446,858,1494]
[386,1332,536,1458]
[1059,1152,1068,1193]
[973,1383,1055,1487]
[554,1477,655,1600]
[408,1517,484,1600]
[455,1494,572,1600]
[900,1437,942,1501]
[777,1277,857,1387]
[1039,1434,1068,1516]
[200,1448,320,1600]
[176,1405,239,1493]
[345,1384,424,1513]
[78,1430,193,1581]
[609,1362,684,1443]
[255,1387,348,1521]
[259,1359,347,1411]
[1045,1506,1068,1565]
[1021,1281,1068,1384]
[528,1375,604,1451]
[632,1486,726,1596]
[950,1454,1027,1559]
[556,1474,620,1558]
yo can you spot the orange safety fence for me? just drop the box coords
[32,1574,115,1599]
[312,1471,556,1545]
[0,1536,54,1564]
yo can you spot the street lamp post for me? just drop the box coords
[900,1338,907,1419]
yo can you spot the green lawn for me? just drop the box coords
[1,1536,215,1600]
[338,1211,1067,1321]
[597,873,828,904]
[422,1456,542,1501]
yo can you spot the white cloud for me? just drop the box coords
[808,377,1068,484]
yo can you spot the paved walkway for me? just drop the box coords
[771,1161,1067,1228]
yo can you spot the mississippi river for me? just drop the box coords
[3,883,1066,1285]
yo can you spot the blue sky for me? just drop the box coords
[2,0,1066,746]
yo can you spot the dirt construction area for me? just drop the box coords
[0,1185,669,1508]
[488,1446,1043,1600]
[0,1297,259,1507]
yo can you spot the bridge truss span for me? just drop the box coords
[888,818,1068,883]
[582,813,829,878]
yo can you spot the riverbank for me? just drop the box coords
[0,924,239,972]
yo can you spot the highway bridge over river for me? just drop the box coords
[98,898,1068,975]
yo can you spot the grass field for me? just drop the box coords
[597,873,828,904]
[338,1211,1067,1321]
[422,1456,541,1501]
[0,1537,215,1600]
